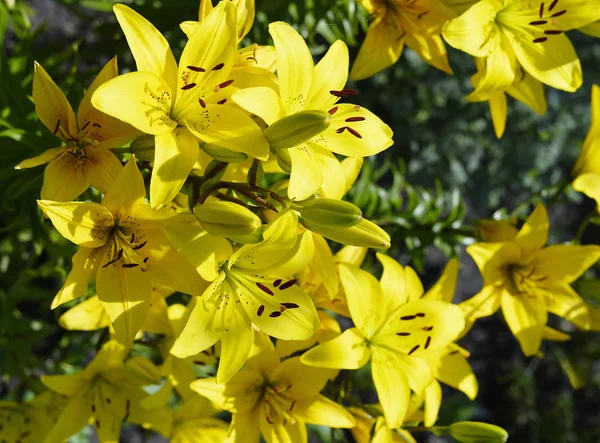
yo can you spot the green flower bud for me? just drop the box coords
[276,147,292,173]
[302,218,390,249]
[264,110,331,151]
[194,201,262,237]
[202,143,248,163]
[448,422,509,443]
[129,134,155,161]
[300,198,362,228]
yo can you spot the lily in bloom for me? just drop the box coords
[232,23,393,200]
[301,256,465,428]
[469,58,547,138]
[165,210,320,383]
[463,203,600,356]
[15,58,138,201]
[442,0,600,93]
[572,84,600,210]
[41,341,169,442]
[191,333,355,442]
[92,2,268,209]
[350,0,456,80]
[38,158,206,343]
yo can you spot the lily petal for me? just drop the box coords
[436,350,478,400]
[573,173,600,210]
[86,148,123,194]
[293,394,356,428]
[37,200,113,247]
[306,40,348,111]
[515,203,548,258]
[423,380,442,427]
[32,62,78,139]
[218,313,254,383]
[15,147,66,170]
[268,22,313,114]
[531,245,600,284]
[113,4,178,93]
[59,296,110,331]
[287,144,323,201]
[92,71,176,135]
[300,327,370,369]
[52,247,104,308]
[151,127,199,209]
[423,258,459,302]
[41,152,93,202]
[96,259,152,344]
[501,292,547,356]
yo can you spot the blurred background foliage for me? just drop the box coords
[1,0,600,442]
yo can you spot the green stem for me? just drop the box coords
[109,145,155,155]
[574,211,596,244]
[247,159,260,187]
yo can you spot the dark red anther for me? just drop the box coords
[329,90,346,97]
[401,315,416,321]
[269,311,282,318]
[548,0,558,11]
[533,37,548,43]
[415,313,425,318]
[212,63,225,71]
[328,106,338,115]
[280,302,299,309]
[279,279,298,290]
[273,279,282,287]
[345,116,365,122]
[93,123,102,128]
[345,126,362,139]
[424,336,432,349]
[256,282,274,295]
[199,98,207,108]
[551,10,566,17]
[336,127,346,134]
[53,119,61,135]
[132,241,147,250]
[396,332,411,336]
[81,120,91,131]
[529,20,548,25]
[187,65,206,72]
[341,88,359,96]
[217,99,227,105]
[539,2,544,18]
[143,257,149,263]
[257,305,265,317]
[122,263,139,268]
[218,80,234,89]
[181,83,196,90]
[422,326,434,331]
[408,345,420,355]
[544,29,562,34]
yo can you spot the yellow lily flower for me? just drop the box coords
[301,256,465,428]
[232,23,393,200]
[349,404,420,443]
[0,391,68,443]
[462,203,600,356]
[42,340,170,442]
[38,158,207,343]
[15,58,139,201]
[165,210,320,383]
[443,0,600,93]
[91,2,269,209]
[350,0,456,80]
[469,58,547,138]
[191,333,356,443]
[170,396,229,443]
[572,84,600,209]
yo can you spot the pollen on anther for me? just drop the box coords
[529,20,547,25]
[346,126,362,139]
[548,0,558,11]
[328,106,338,115]
[256,282,274,295]
[280,302,299,309]
[396,332,410,336]
[273,279,282,287]
[551,10,566,17]
[539,2,544,18]
[133,240,147,250]
[346,116,365,122]
[187,65,206,72]
[279,279,298,290]
[425,336,432,349]
[336,127,346,134]
[218,80,234,89]
[533,37,548,43]
[199,98,207,108]
[217,99,227,105]
[400,315,416,321]
[257,305,265,317]
[415,313,425,318]
[269,311,282,318]
[181,83,196,90]
[422,326,433,331]
[544,30,562,35]
[408,345,420,355]
[212,63,225,71]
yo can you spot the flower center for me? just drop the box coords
[263,383,296,426]
[101,217,150,270]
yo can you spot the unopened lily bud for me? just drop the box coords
[448,421,508,443]
[194,201,262,237]
[300,198,362,228]
[276,147,292,173]
[302,218,390,249]
[202,143,248,163]
[228,226,267,244]
[264,110,331,151]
